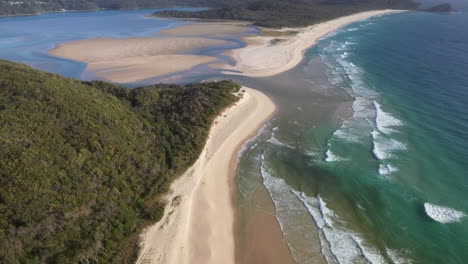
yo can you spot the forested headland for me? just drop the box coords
[0,59,241,263]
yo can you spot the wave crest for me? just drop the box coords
[424,203,466,223]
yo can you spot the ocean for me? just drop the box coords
[234,11,468,264]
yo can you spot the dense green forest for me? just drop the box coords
[0,60,241,263]
[155,0,421,27]
[0,0,422,16]
[1,0,233,15]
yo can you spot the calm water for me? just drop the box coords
[235,11,468,264]
[0,8,251,85]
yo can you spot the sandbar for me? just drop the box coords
[217,10,405,77]
[159,22,251,37]
[49,37,232,83]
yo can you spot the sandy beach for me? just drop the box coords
[159,22,251,37]
[217,9,405,77]
[49,37,232,83]
[136,87,275,264]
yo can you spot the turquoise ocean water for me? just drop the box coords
[235,11,468,264]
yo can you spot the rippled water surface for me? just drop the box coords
[235,11,468,264]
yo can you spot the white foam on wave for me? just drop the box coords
[304,150,321,158]
[267,136,295,149]
[260,155,324,264]
[329,97,374,145]
[236,122,269,162]
[386,248,413,264]
[322,38,408,178]
[424,203,466,223]
[325,150,347,162]
[260,152,413,264]
[374,101,403,134]
[352,96,375,119]
[347,27,359,32]
[371,130,406,160]
[378,164,399,175]
[335,58,378,99]
[293,191,390,264]
[345,41,357,45]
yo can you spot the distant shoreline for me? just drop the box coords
[146,13,247,23]
[0,6,197,18]
[0,8,103,18]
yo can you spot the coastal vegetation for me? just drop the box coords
[0,59,240,263]
[424,3,453,12]
[154,0,421,28]
[0,0,233,15]
[0,0,452,20]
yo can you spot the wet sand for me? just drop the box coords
[236,183,296,264]
[49,37,232,83]
[159,22,251,37]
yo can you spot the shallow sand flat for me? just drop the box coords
[218,10,405,77]
[136,87,276,264]
[159,22,251,37]
[90,55,216,83]
[238,185,297,264]
[49,37,231,83]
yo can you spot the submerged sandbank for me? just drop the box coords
[136,87,276,264]
[49,37,232,83]
[159,22,251,37]
[217,9,405,77]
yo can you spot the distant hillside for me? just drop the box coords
[0,0,421,16]
[1,0,237,16]
[155,0,421,28]
[424,3,453,12]
[0,60,240,263]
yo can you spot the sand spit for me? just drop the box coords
[49,37,232,83]
[218,9,405,77]
[136,87,275,264]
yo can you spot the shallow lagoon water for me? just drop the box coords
[0,8,254,85]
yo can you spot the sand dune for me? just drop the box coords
[217,10,405,77]
[49,37,232,83]
[136,87,275,264]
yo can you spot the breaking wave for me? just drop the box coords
[371,130,406,160]
[325,150,347,162]
[374,101,404,134]
[424,203,466,223]
[260,154,412,263]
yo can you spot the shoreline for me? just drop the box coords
[218,9,406,77]
[136,87,276,264]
